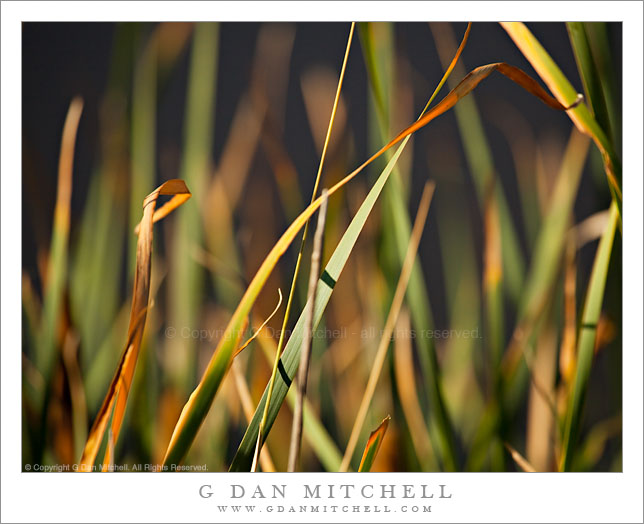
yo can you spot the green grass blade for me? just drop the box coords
[256,334,343,471]
[566,23,612,149]
[129,27,157,277]
[167,23,219,393]
[583,23,620,151]
[228,138,410,471]
[38,98,83,406]
[560,201,619,471]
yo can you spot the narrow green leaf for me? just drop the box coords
[560,201,619,471]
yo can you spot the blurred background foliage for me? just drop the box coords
[22,22,621,471]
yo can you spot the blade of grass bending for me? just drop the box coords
[286,191,328,472]
[255,22,355,470]
[340,182,435,472]
[166,53,579,468]
[358,416,391,472]
[500,22,622,220]
[559,201,619,471]
[79,180,191,471]
[38,98,83,405]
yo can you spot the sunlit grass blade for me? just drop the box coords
[500,22,621,218]
[340,181,435,472]
[38,97,83,409]
[358,415,391,472]
[253,326,343,471]
[79,180,191,471]
[560,200,619,471]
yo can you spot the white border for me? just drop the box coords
[2,2,642,523]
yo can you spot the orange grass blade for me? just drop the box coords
[163,59,578,467]
[79,180,191,471]
[358,416,391,472]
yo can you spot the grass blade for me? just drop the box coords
[339,181,435,472]
[358,415,391,472]
[79,180,191,470]
[560,201,619,471]
[254,327,343,471]
[167,22,219,393]
[38,97,83,401]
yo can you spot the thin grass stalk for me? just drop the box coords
[254,22,355,469]
[339,181,435,472]
[560,201,619,471]
[286,191,328,472]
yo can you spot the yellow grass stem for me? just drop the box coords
[253,22,355,470]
